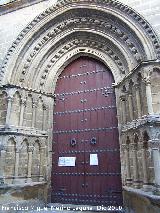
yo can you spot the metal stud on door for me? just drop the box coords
[52,57,122,206]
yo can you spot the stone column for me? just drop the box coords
[13,148,20,184]
[19,99,26,126]
[135,85,141,118]
[27,146,34,183]
[125,143,132,186]
[42,105,47,131]
[132,143,139,188]
[0,147,6,185]
[5,97,13,125]
[32,102,37,128]
[128,94,134,121]
[120,96,126,124]
[39,146,46,181]
[153,148,160,186]
[141,141,150,190]
[145,78,153,114]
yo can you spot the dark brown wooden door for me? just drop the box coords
[52,57,122,206]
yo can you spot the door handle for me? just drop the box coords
[81,161,85,164]
[82,183,85,187]
[86,183,89,187]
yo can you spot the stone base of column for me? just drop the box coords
[142,184,154,192]
[27,177,32,183]
[39,176,44,182]
[153,185,160,195]
[13,177,26,184]
[133,181,141,189]
[0,177,4,185]
[126,178,132,186]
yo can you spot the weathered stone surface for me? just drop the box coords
[124,187,160,213]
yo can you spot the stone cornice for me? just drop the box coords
[0,125,48,138]
[0,83,54,98]
[114,60,160,88]
[0,0,47,16]
[121,115,160,132]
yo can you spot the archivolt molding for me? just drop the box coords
[0,0,159,90]
[19,37,125,81]
[35,37,128,90]
[45,47,123,93]
[17,16,143,75]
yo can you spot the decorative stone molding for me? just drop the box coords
[1,0,159,67]
[121,115,160,132]
[0,0,159,88]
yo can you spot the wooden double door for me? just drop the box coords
[52,57,122,206]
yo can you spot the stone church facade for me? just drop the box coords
[0,0,160,212]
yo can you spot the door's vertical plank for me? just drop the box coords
[52,57,122,206]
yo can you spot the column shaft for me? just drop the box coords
[6,98,12,125]
[19,103,25,126]
[13,151,20,183]
[146,82,153,114]
[39,147,45,181]
[125,147,132,185]
[121,99,126,124]
[27,150,33,183]
[0,150,6,184]
[141,148,148,185]
[128,94,134,121]
[132,145,139,188]
[135,88,141,118]
[153,149,160,186]
[32,105,36,128]
[14,152,19,177]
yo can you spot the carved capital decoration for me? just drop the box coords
[141,66,154,85]
[120,95,126,102]
[28,146,34,153]
[130,143,138,151]
[21,98,26,106]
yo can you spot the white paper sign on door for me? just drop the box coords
[90,154,98,166]
[58,157,76,167]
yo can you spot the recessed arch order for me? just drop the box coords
[0,0,159,94]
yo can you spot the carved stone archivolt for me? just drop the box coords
[0,0,159,92]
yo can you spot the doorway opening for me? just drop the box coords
[51,57,122,206]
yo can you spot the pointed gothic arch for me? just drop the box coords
[0,0,159,90]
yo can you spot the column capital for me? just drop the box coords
[131,143,138,151]
[43,104,47,111]
[143,77,151,85]
[40,146,46,151]
[21,98,26,106]
[120,95,126,102]
[28,146,34,153]
[7,96,14,102]
[32,102,38,108]
[121,144,128,151]
[134,83,140,89]
[128,93,132,97]
[15,147,20,153]
[141,69,152,85]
